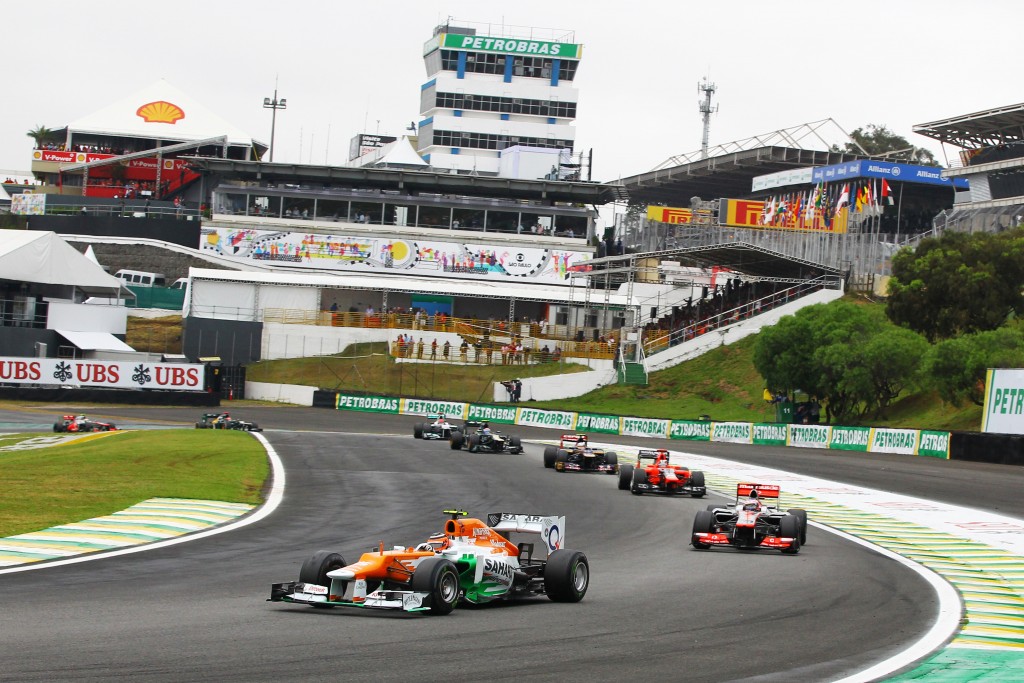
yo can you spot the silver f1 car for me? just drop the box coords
[691,483,808,554]
[413,415,459,440]
[268,509,589,615]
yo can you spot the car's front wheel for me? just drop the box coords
[298,550,347,606]
[410,557,460,615]
[691,510,714,550]
[689,471,706,497]
[543,445,557,468]
[618,464,633,490]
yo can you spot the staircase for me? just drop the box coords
[618,361,648,386]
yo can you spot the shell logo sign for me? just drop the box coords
[136,100,185,124]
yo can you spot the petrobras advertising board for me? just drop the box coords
[467,404,518,424]
[574,413,621,434]
[982,368,1024,435]
[400,398,467,419]
[335,393,400,413]
[711,422,753,444]
[0,357,204,391]
[788,424,831,449]
[200,227,590,285]
[516,408,575,429]
[620,416,670,439]
[669,420,712,441]
[869,428,918,455]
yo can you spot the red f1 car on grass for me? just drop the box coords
[690,483,808,554]
[617,448,705,497]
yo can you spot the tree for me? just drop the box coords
[851,327,929,418]
[837,124,936,165]
[26,125,56,149]
[927,323,1024,406]
[887,227,1024,341]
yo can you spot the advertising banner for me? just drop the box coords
[621,416,670,439]
[917,431,951,459]
[200,227,590,285]
[869,428,918,455]
[811,160,969,189]
[669,420,712,441]
[0,357,204,391]
[981,368,1024,435]
[574,413,621,434]
[400,398,467,419]
[828,426,871,452]
[719,198,848,233]
[516,408,575,430]
[712,422,753,445]
[439,33,583,59]
[751,423,787,446]
[335,393,400,413]
[466,404,518,424]
[645,206,713,225]
[788,424,831,449]
[11,193,45,216]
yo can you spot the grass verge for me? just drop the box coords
[0,430,268,537]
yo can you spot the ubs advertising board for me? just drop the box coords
[982,368,1024,435]
[0,357,205,391]
[201,227,590,285]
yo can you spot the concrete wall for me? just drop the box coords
[245,381,316,406]
[262,322,389,360]
[492,360,617,403]
[645,287,845,373]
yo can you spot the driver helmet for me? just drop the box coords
[574,440,587,451]
[481,422,489,430]
[438,414,445,421]
[748,489,759,499]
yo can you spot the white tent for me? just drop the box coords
[65,80,261,148]
[0,230,123,294]
[0,184,10,202]
[374,137,429,168]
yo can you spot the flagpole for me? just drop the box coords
[895,182,904,245]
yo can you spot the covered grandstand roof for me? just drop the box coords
[585,242,844,284]
[913,103,1024,148]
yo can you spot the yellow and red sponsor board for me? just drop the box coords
[645,206,712,225]
[719,199,848,233]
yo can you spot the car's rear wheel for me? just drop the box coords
[450,432,464,449]
[544,549,589,602]
[630,467,648,495]
[788,509,808,545]
[604,451,618,473]
[410,557,460,615]
[413,424,424,439]
[689,471,706,497]
[691,510,714,550]
[543,445,557,468]
[468,434,481,453]
[617,464,633,490]
[779,515,802,554]
[298,550,347,606]
[53,423,62,433]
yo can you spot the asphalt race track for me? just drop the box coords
[3,405,1023,682]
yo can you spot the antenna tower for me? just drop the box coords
[698,77,718,160]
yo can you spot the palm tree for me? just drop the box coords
[26,125,55,149]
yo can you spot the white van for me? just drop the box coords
[170,278,188,290]
[114,269,166,288]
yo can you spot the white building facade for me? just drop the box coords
[417,22,582,177]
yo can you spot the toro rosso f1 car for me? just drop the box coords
[543,434,618,474]
[53,414,117,433]
[450,423,523,453]
[269,509,588,615]
[413,415,459,440]
[691,483,808,554]
[618,449,705,497]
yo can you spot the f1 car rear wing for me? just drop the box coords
[636,448,670,462]
[487,513,565,551]
[559,434,587,447]
[736,483,781,505]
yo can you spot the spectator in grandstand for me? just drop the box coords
[430,338,438,359]
[443,340,451,360]
[460,340,469,362]
[417,337,425,359]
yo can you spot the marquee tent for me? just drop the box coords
[0,230,123,294]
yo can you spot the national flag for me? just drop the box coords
[835,183,849,215]
[881,178,894,205]
[854,185,864,212]
[762,196,775,225]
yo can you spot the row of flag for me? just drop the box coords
[759,178,895,227]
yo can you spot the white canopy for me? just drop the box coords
[56,330,134,352]
[374,137,429,168]
[66,80,260,148]
[0,230,123,293]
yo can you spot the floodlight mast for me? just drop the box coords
[698,77,718,160]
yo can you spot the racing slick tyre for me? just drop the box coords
[414,424,424,439]
[617,464,634,490]
[630,467,648,495]
[691,510,714,550]
[689,471,706,497]
[468,434,482,453]
[604,451,618,474]
[298,550,348,607]
[788,508,808,545]
[554,449,568,472]
[410,557,460,615]
[779,516,802,554]
[509,436,523,453]
[450,432,464,449]
[53,423,63,433]
[543,445,558,468]
[544,549,589,603]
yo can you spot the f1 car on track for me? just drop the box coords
[449,422,523,453]
[691,483,808,554]
[194,412,262,432]
[413,415,460,440]
[618,448,706,497]
[53,414,117,433]
[268,509,589,615]
[543,434,618,474]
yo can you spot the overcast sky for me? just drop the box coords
[4,0,1021,183]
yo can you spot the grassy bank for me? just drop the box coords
[0,430,268,537]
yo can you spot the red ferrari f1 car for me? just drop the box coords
[690,483,808,554]
[617,448,705,497]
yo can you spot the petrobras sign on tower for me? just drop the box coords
[811,161,969,189]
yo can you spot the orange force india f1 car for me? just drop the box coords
[690,483,808,554]
[268,509,589,615]
[543,434,618,474]
[617,448,706,497]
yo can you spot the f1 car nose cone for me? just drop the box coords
[327,568,355,580]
